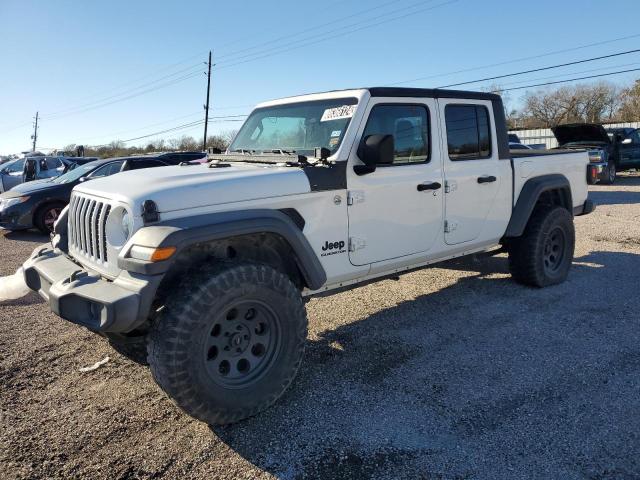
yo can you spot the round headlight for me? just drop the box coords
[105,206,133,248]
[121,211,131,239]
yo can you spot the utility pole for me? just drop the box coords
[203,50,212,151]
[31,111,39,152]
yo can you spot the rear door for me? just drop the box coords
[438,100,509,245]
[346,99,444,266]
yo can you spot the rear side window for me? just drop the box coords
[130,159,167,170]
[46,158,63,170]
[89,161,123,178]
[361,104,430,164]
[445,105,492,160]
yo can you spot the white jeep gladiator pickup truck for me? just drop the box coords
[23,87,594,425]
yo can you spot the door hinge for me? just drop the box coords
[444,220,458,233]
[347,190,365,206]
[348,237,367,252]
[445,180,457,194]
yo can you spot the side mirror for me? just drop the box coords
[354,134,394,175]
[621,138,633,145]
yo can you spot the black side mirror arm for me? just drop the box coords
[353,164,377,176]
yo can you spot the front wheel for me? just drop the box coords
[508,206,575,287]
[148,262,307,425]
[34,202,65,234]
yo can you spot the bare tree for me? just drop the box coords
[618,80,640,122]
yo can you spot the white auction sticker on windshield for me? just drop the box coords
[331,130,342,137]
[321,105,356,122]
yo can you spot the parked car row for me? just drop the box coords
[0,151,206,233]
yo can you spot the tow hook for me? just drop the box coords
[62,270,88,286]
[34,247,50,258]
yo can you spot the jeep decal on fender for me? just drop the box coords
[321,240,346,256]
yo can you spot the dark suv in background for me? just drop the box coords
[0,152,206,233]
[552,124,640,184]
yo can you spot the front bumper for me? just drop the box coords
[22,244,162,333]
[587,162,608,184]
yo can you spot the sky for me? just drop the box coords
[1,0,640,154]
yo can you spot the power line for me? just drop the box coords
[41,71,203,121]
[43,52,208,114]
[88,116,246,146]
[42,63,205,119]
[214,0,408,61]
[437,48,640,89]
[214,0,457,70]
[386,32,640,86]
[491,61,640,89]
[497,67,640,92]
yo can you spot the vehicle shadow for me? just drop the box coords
[209,250,640,479]
[589,174,640,206]
[2,230,49,243]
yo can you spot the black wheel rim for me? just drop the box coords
[44,207,62,231]
[202,300,280,388]
[543,227,566,274]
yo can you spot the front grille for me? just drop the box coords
[68,193,111,264]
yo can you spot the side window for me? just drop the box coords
[361,104,430,164]
[445,105,492,160]
[6,160,24,173]
[46,158,63,170]
[89,161,123,178]
[130,159,166,170]
[631,130,640,144]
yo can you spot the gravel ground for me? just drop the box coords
[1,175,640,479]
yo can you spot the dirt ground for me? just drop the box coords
[1,176,640,479]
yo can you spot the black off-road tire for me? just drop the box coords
[600,162,616,185]
[508,206,575,287]
[148,262,307,425]
[105,331,149,365]
[34,201,66,234]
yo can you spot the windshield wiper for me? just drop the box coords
[230,148,256,154]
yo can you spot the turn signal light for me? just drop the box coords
[150,246,177,262]
[129,245,177,262]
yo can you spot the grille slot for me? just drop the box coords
[68,193,110,264]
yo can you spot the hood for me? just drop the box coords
[0,179,56,197]
[73,162,311,214]
[552,123,610,146]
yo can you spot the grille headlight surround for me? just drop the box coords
[105,206,133,248]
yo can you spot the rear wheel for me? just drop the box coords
[148,262,307,425]
[34,202,65,234]
[508,206,575,287]
[601,162,616,185]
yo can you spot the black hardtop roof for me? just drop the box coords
[268,87,502,104]
[367,87,502,102]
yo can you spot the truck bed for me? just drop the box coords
[510,149,589,210]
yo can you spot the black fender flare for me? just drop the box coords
[118,209,327,290]
[504,174,572,238]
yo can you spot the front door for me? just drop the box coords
[347,100,443,266]
[439,101,504,245]
[618,129,640,168]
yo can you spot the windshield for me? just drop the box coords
[51,162,98,184]
[2,158,25,173]
[230,98,358,156]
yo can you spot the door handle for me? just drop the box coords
[417,181,442,191]
[477,175,497,184]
